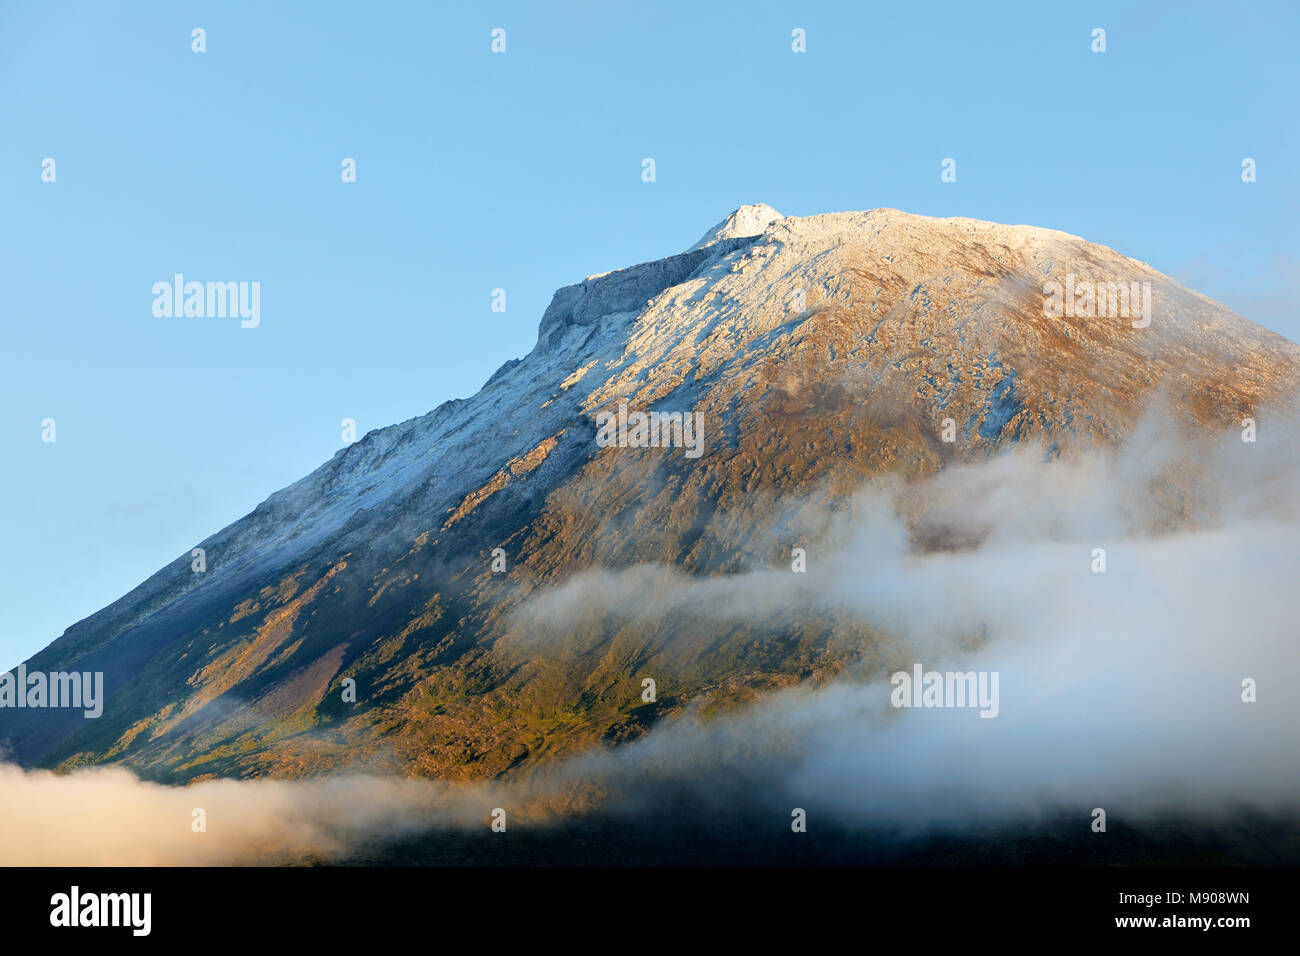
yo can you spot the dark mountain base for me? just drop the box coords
[339,809,1299,867]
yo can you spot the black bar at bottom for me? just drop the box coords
[4,865,1288,942]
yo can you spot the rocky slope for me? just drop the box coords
[6,205,1299,782]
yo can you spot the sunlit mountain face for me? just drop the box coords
[5,206,1298,866]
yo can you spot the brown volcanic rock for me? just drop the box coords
[7,206,1299,782]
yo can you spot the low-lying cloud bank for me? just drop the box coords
[0,766,501,865]
[3,418,1298,864]
[540,420,1300,829]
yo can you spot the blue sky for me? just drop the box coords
[1,0,1297,668]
